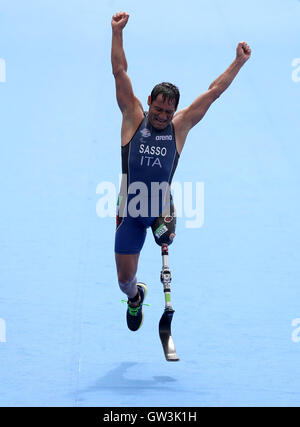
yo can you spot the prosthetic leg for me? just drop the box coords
[151,196,179,361]
[159,244,179,361]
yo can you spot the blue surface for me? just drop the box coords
[1,0,300,407]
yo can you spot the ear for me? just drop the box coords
[147,95,151,106]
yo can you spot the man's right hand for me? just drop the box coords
[111,11,130,32]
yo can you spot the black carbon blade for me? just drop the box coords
[159,309,179,361]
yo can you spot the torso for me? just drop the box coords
[119,113,180,219]
[122,113,179,186]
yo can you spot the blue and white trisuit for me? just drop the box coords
[115,113,179,254]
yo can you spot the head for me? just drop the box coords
[147,82,180,130]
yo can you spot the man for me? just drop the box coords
[111,11,251,332]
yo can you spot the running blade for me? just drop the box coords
[159,309,180,361]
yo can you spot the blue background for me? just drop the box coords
[0,0,300,406]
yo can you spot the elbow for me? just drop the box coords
[112,65,127,78]
[112,67,123,78]
[208,86,222,101]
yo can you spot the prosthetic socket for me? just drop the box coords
[151,196,176,246]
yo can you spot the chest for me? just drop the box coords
[129,127,176,173]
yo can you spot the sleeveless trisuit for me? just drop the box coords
[115,114,179,254]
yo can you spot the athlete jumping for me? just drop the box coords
[111,11,251,332]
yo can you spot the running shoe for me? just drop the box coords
[126,283,147,331]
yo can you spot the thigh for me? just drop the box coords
[114,215,147,255]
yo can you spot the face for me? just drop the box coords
[147,94,176,130]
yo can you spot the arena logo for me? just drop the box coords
[0,318,6,343]
[291,318,300,343]
[291,58,300,83]
[156,135,172,141]
[96,175,204,229]
[0,58,6,83]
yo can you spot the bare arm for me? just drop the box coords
[174,42,252,140]
[111,15,128,79]
[111,12,143,114]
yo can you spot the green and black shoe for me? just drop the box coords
[126,283,147,332]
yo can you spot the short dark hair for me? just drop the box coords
[150,82,180,109]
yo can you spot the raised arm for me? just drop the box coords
[174,42,251,152]
[111,12,143,114]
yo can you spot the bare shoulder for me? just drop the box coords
[121,99,144,146]
[172,89,218,153]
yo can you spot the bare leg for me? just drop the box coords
[115,253,140,299]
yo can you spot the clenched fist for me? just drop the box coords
[236,41,251,64]
[111,11,130,33]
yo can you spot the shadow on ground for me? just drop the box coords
[77,362,178,399]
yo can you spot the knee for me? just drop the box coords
[118,274,137,298]
[117,272,136,286]
[160,232,176,246]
